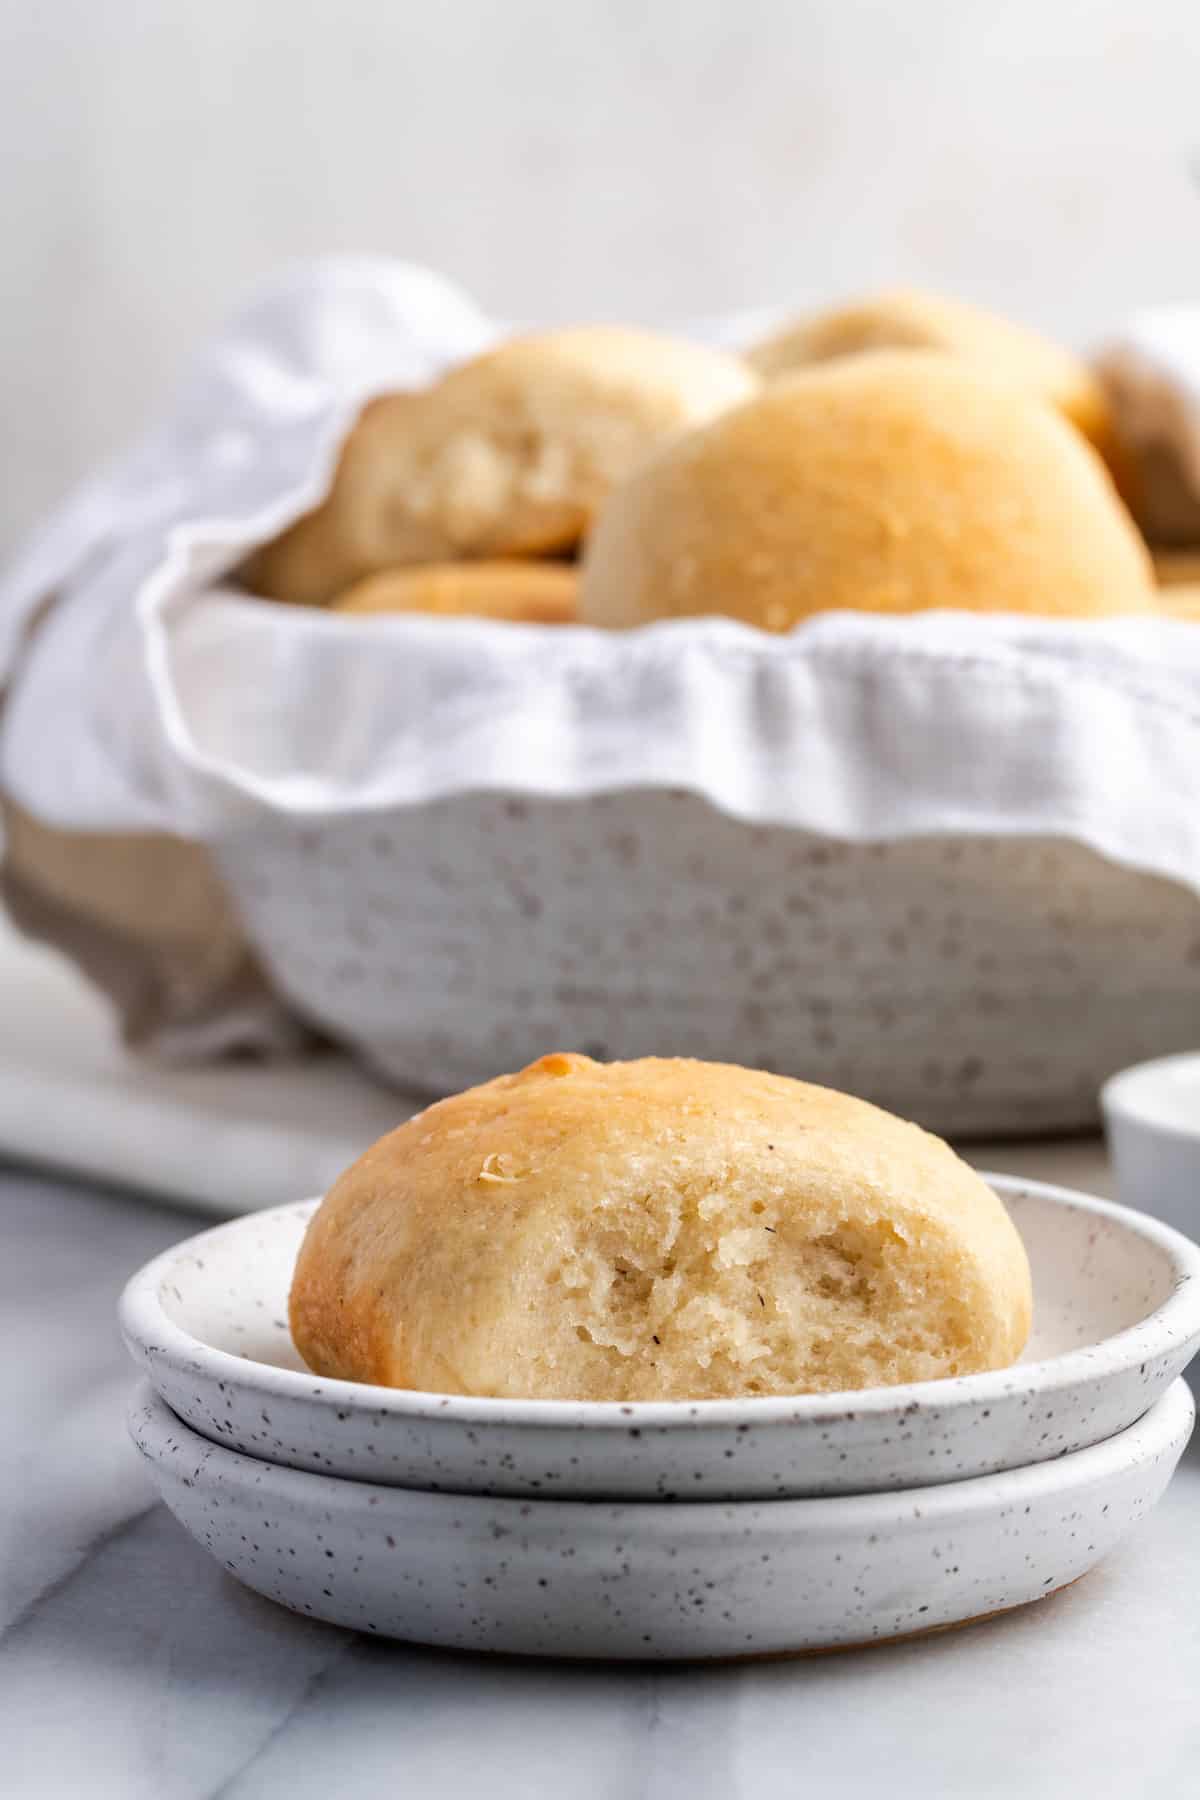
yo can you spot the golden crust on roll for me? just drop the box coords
[579,351,1156,632]
[333,561,577,624]
[1152,549,1200,589]
[747,286,1113,456]
[1157,585,1200,621]
[289,1053,1032,1402]
[243,327,756,606]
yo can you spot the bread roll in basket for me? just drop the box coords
[2,261,1199,1135]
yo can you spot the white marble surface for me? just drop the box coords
[4,1142,1199,1798]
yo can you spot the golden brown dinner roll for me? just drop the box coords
[290,1054,1032,1402]
[334,561,578,624]
[1152,549,1200,588]
[243,327,757,606]
[1157,585,1200,620]
[579,351,1156,631]
[747,286,1114,457]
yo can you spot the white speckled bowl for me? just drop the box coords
[120,1176,1200,1500]
[1102,1051,1200,1246]
[129,1378,1194,1659]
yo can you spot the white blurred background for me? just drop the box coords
[4,0,1200,555]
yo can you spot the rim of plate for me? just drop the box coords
[1101,1050,1200,1147]
[119,1173,1200,1432]
[129,1375,1196,1521]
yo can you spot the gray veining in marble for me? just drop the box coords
[3,1150,1198,1800]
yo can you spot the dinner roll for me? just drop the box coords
[334,561,577,624]
[579,351,1156,631]
[290,1054,1032,1402]
[1152,549,1200,589]
[243,327,756,605]
[1157,586,1200,621]
[1152,549,1200,615]
[747,286,1113,456]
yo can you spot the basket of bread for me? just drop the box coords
[3,259,1200,1134]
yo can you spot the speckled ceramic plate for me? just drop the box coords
[129,1378,1193,1660]
[120,1176,1200,1500]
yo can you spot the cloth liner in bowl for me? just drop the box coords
[4,260,1200,1129]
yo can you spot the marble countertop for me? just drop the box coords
[5,1144,1198,1800]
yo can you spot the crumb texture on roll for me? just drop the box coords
[747,286,1113,454]
[290,1054,1032,1402]
[579,351,1155,632]
[334,561,577,623]
[243,327,756,606]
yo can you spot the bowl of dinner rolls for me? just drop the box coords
[7,263,1200,1133]
[152,278,1195,1134]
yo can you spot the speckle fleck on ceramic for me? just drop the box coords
[119,1176,1200,1501]
[128,1379,1194,1660]
[215,799,1200,1137]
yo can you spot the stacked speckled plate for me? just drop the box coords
[121,1175,1200,1658]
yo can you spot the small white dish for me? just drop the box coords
[129,1379,1194,1660]
[120,1176,1200,1500]
[1102,1051,1200,1245]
